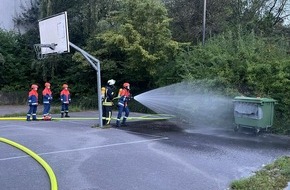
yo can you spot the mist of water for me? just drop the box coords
[134,81,234,129]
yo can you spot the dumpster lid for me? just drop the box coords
[233,96,277,103]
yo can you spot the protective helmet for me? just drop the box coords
[62,84,68,88]
[31,84,38,89]
[107,79,116,86]
[45,82,51,87]
[123,82,130,89]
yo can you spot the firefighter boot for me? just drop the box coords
[65,112,70,117]
[61,113,64,118]
[26,114,31,121]
[116,120,121,127]
[102,119,106,125]
[121,118,127,126]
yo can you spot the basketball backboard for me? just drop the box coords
[38,11,70,55]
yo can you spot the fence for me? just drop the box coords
[0,91,27,105]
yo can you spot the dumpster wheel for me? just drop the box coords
[234,125,240,132]
[254,128,260,135]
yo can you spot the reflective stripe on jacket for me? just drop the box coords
[118,88,131,107]
[28,90,38,105]
[60,89,71,104]
[42,88,52,104]
[102,85,114,106]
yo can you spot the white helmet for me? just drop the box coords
[107,79,116,85]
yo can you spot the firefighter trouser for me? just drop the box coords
[116,105,129,126]
[27,105,38,120]
[102,104,113,125]
[43,103,51,116]
[61,103,69,115]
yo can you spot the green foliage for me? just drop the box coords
[173,31,290,133]
[14,0,40,31]
[230,156,290,190]
[164,0,290,43]
[73,95,99,110]
[85,0,179,89]
[0,29,34,90]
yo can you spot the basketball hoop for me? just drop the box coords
[33,43,57,60]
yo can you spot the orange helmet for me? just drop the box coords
[123,82,130,89]
[45,82,51,87]
[62,84,68,88]
[31,84,38,89]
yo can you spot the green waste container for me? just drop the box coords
[233,96,276,133]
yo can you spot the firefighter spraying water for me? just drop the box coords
[116,82,132,127]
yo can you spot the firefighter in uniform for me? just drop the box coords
[116,82,132,127]
[60,84,71,118]
[27,84,38,121]
[102,79,116,125]
[42,82,52,120]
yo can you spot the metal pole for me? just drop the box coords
[69,42,103,128]
[202,0,207,45]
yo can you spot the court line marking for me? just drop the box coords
[0,124,48,132]
[0,137,58,189]
[0,124,39,130]
[0,137,169,161]
[0,125,18,129]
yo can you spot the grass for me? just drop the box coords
[230,156,290,190]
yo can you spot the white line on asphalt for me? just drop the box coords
[0,125,22,129]
[0,137,169,161]
[0,126,13,129]
[0,124,47,131]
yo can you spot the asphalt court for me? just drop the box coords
[1,112,290,190]
[0,117,171,190]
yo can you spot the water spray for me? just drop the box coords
[134,81,234,129]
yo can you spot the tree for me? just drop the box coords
[174,31,290,133]
[228,0,290,35]
[163,0,290,43]
[0,29,33,90]
[85,0,179,89]
[164,0,234,43]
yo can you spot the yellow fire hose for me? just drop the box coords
[0,114,174,121]
[0,137,58,190]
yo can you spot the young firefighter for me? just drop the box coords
[27,84,38,121]
[116,82,132,127]
[60,84,71,118]
[102,79,116,125]
[42,82,52,120]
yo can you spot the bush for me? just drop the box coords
[174,31,290,134]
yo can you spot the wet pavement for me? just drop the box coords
[0,106,290,190]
